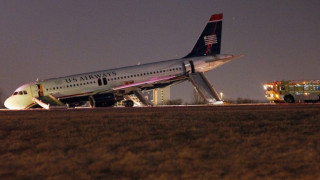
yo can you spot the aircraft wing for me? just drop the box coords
[112,75,176,91]
[93,75,186,95]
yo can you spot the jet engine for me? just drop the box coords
[89,93,116,107]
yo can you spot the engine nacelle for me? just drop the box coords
[90,93,116,107]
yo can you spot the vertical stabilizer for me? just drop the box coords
[185,13,223,58]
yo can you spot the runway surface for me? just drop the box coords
[1,103,320,112]
[1,103,320,179]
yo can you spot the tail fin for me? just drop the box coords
[184,13,223,58]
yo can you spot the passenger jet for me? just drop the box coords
[4,13,241,110]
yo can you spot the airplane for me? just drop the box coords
[4,13,241,110]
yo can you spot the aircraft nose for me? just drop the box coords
[4,97,11,109]
[4,96,15,109]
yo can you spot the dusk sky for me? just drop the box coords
[1,0,319,103]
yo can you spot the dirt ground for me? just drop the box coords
[0,104,320,179]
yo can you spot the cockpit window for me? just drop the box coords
[13,91,28,95]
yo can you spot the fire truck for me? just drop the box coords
[264,80,320,103]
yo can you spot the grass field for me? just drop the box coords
[0,104,320,179]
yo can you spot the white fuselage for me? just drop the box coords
[4,55,236,110]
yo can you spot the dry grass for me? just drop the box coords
[0,105,320,179]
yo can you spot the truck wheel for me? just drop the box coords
[284,95,295,103]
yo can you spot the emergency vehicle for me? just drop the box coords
[264,80,320,103]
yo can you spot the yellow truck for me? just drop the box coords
[264,80,320,103]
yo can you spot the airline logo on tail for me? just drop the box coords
[184,13,223,58]
[204,35,217,45]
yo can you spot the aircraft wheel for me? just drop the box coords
[284,95,295,103]
[124,100,134,107]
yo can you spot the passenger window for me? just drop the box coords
[23,90,27,95]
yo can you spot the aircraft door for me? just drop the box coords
[30,84,44,97]
[183,60,195,74]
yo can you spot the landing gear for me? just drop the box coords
[124,100,134,107]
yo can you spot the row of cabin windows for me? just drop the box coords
[46,81,97,91]
[97,67,183,86]
[48,66,183,89]
[98,67,182,83]
[13,90,28,95]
